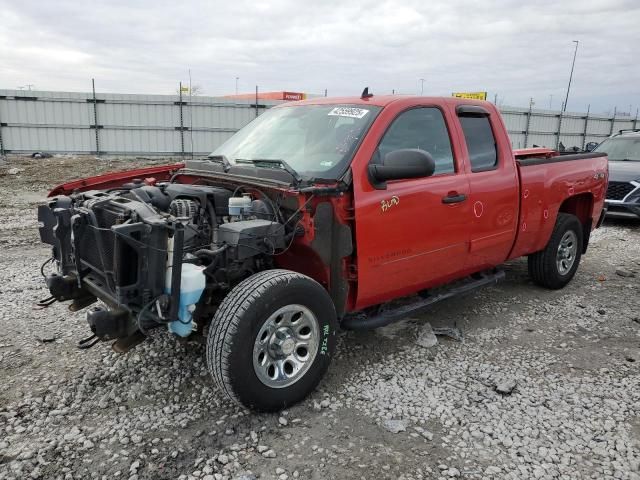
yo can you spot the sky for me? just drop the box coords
[1,0,638,114]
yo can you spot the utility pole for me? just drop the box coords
[189,69,194,159]
[563,40,579,112]
[549,94,553,109]
[235,77,239,95]
[419,78,425,95]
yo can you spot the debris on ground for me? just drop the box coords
[432,325,464,342]
[31,152,53,159]
[615,267,635,277]
[415,322,438,348]
[382,419,409,433]
[494,377,517,395]
[35,333,56,343]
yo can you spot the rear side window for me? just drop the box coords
[376,107,455,175]
[459,116,498,172]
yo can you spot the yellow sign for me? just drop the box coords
[180,86,189,93]
[452,91,487,100]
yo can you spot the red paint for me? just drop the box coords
[48,96,608,315]
[48,163,184,197]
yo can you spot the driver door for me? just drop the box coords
[353,106,472,309]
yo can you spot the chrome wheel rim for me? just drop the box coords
[253,304,319,389]
[556,230,578,275]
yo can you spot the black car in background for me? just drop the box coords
[593,130,640,218]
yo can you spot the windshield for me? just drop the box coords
[210,104,381,180]
[594,136,640,161]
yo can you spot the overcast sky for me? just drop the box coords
[1,0,638,114]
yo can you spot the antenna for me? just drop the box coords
[361,87,373,99]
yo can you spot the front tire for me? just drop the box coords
[528,213,583,289]
[206,270,337,412]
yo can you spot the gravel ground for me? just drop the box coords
[0,155,639,480]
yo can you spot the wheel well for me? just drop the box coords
[558,193,594,253]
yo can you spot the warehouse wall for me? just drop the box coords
[0,89,638,156]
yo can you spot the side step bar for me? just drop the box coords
[341,269,505,331]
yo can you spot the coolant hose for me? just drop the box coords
[195,244,228,260]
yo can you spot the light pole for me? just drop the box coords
[562,40,579,112]
[235,77,239,95]
[419,78,425,95]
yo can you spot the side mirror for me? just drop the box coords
[369,149,435,189]
[585,142,598,152]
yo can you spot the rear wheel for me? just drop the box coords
[528,213,583,289]
[206,270,337,411]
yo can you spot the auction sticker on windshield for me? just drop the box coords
[328,107,369,119]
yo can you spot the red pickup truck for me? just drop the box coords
[39,94,608,411]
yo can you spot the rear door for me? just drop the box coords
[455,105,519,270]
[353,105,472,309]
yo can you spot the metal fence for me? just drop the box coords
[501,106,639,150]
[0,88,638,156]
[0,89,282,156]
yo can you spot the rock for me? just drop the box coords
[276,468,285,474]
[262,449,276,458]
[129,460,140,473]
[447,468,460,477]
[217,454,229,465]
[495,377,517,395]
[382,419,408,433]
[233,474,257,480]
[35,333,56,343]
[416,323,438,348]
[278,417,288,426]
[7,168,21,175]
[616,267,635,277]
[257,445,269,453]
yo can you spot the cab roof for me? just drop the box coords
[275,95,493,110]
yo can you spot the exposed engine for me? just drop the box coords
[38,179,290,346]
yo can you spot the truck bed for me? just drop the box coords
[508,151,608,260]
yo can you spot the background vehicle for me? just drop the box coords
[38,94,608,411]
[592,129,640,218]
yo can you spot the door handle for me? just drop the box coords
[442,193,467,204]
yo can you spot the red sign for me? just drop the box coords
[282,92,305,101]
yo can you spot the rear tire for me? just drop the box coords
[206,269,337,412]
[528,213,583,289]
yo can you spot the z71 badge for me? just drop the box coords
[381,196,399,212]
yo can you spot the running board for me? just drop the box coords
[341,269,505,331]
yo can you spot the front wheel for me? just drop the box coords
[206,270,337,411]
[528,213,583,289]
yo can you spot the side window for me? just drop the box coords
[459,115,498,172]
[377,108,455,175]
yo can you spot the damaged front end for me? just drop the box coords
[38,180,287,350]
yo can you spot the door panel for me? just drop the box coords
[457,109,519,269]
[352,106,472,309]
[354,175,471,307]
